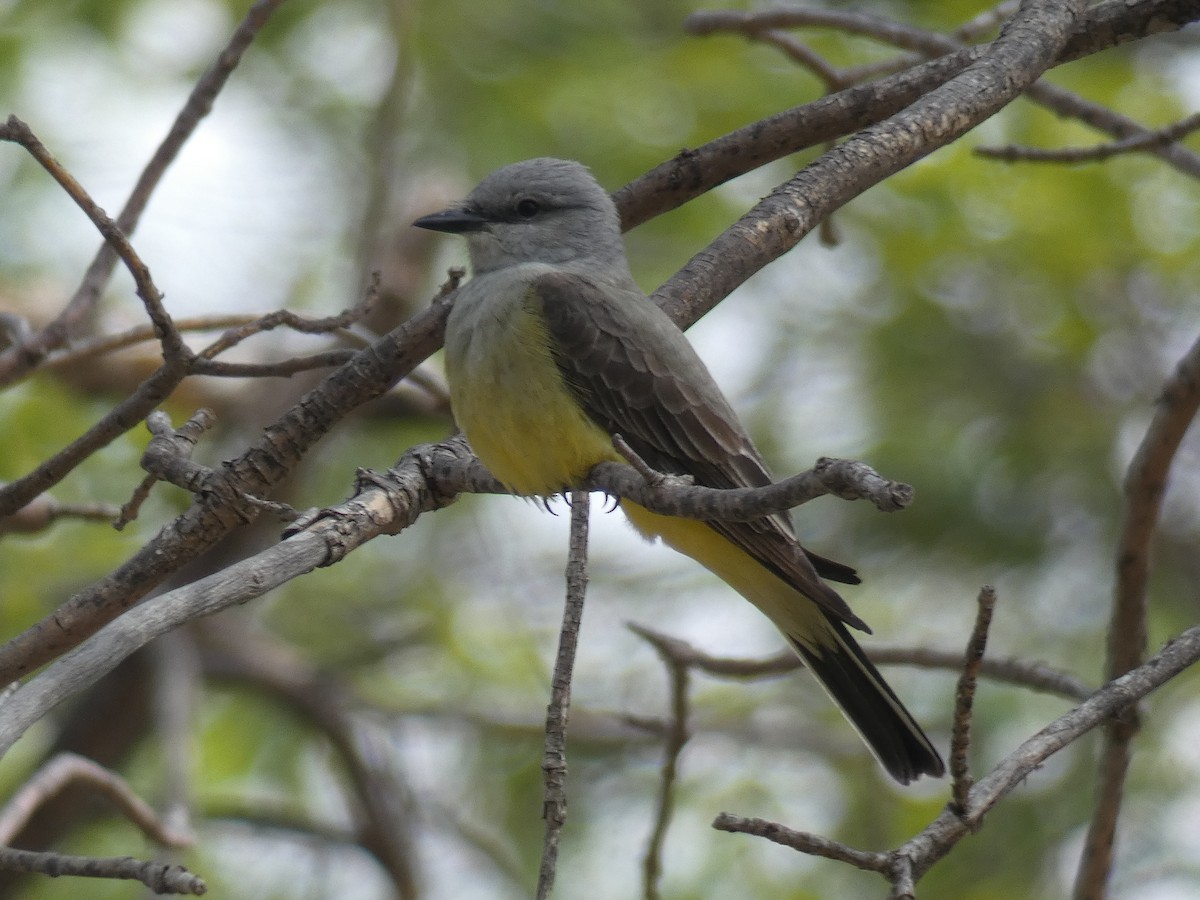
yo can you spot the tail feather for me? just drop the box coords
[791,619,944,784]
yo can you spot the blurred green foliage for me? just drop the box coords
[1,0,1198,898]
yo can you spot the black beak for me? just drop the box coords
[412,206,488,234]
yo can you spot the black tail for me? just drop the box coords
[792,618,944,784]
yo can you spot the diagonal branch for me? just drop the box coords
[716,625,1200,893]
[652,0,1093,327]
[0,0,291,386]
[0,117,187,363]
[0,437,910,759]
[903,625,1200,882]
[616,0,1200,242]
[0,288,454,686]
[1074,333,1200,898]
[976,111,1200,164]
[0,847,205,895]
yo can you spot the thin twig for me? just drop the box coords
[1021,80,1200,180]
[977,111,1200,163]
[0,491,122,535]
[0,752,192,847]
[46,315,262,368]
[196,278,377,361]
[756,31,845,89]
[624,623,1091,700]
[712,813,889,872]
[537,489,591,900]
[685,7,955,57]
[0,846,206,895]
[0,0,290,385]
[632,626,692,900]
[189,350,359,378]
[951,586,996,813]
[46,311,371,373]
[1074,333,1200,899]
[0,117,187,364]
[716,625,1200,892]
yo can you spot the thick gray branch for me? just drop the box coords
[0,435,910,757]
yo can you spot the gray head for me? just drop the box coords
[413,158,630,277]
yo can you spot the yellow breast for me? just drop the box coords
[445,286,616,496]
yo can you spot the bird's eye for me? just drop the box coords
[515,198,541,218]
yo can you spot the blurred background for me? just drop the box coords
[0,0,1198,897]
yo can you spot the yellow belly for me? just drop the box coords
[622,502,826,651]
[446,294,618,495]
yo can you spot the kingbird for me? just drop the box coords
[414,158,943,783]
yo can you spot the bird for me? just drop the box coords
[413,157,944,783]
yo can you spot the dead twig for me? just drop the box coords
[0,116,187,365]
[0,752,193,847]
[1075,333,1200,898]
[0,847,205,895]
[0,0,290,386]
[950,586,996,814]
[977,111,1200,164]
[631,626,692,900]
[537,489,591,900]
[712,813,889,872]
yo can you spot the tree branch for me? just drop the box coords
[1074,332,1200,898]
[0,0,290,386]
[712,813,889,872]
[0,491,121,535]
[718,625,1200,892]
[197,623,420,898]
[630,626,692,900]
[622,624,1093,701]
[0,283,455,685]
[537,490,591,900]
[0,117,186,364]
[950,586,996,813]
[976,111,1200,164]
[650,0,1093,327]
[0,752,193,848]
[616,0,1200,251]
[0,847,205,895]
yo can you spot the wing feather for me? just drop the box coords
[532,271,866,628]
